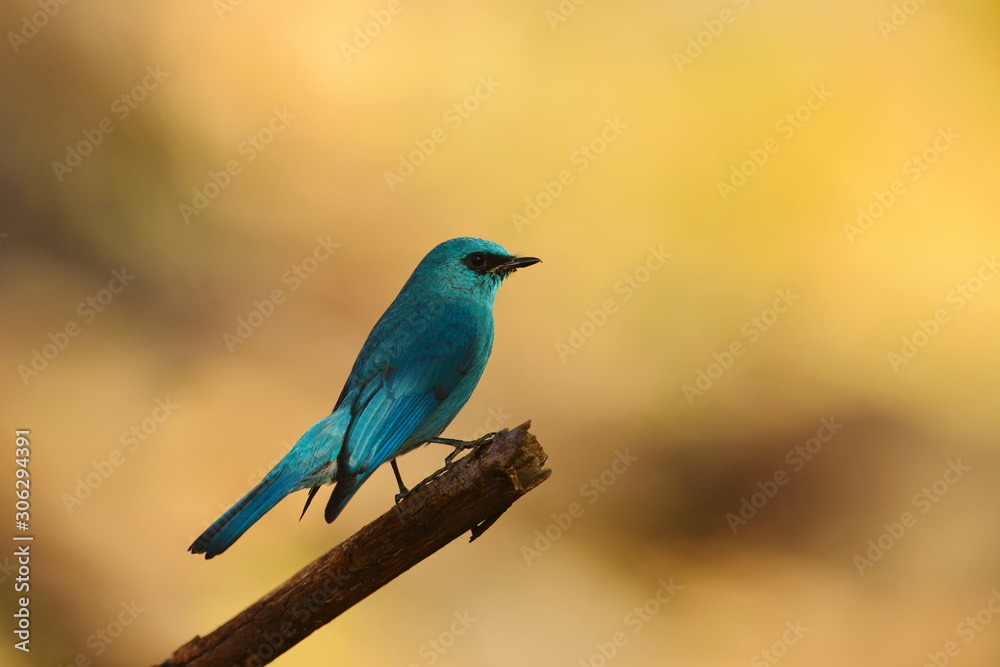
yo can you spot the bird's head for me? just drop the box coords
[415,237,540,299]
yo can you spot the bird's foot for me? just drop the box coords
[396,433,500,506]
[391,459,410,504]
[429,432,498,470]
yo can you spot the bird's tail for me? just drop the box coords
[189,468,298,559]
[324,472,370,524]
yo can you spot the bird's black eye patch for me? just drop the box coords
[465,252,487,269]
[461,251,509,275]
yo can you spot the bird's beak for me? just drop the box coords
[495,255,541,273]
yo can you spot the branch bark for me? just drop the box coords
[159,421,549,667]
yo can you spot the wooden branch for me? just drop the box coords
[159,421,549,667]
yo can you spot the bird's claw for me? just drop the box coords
[395,432,500,506]
[449,432,496,469]
[437,431,498,470]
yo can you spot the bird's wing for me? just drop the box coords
[342,312,481,474]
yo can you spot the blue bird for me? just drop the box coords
[190,237,539,558]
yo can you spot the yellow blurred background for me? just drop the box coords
[2,1,1000,665]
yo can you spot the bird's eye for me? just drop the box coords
[466,252,487,268]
